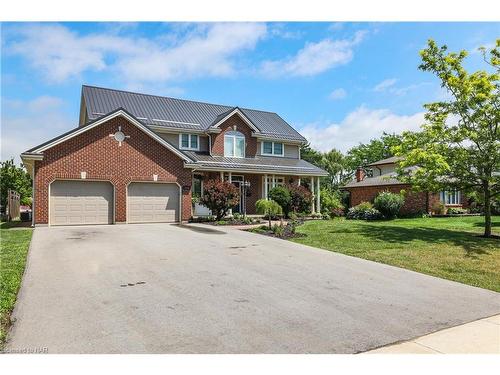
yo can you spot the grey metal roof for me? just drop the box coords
[344,174,405,188]
[366,156,403,166]
[82,85,307,142]
[183,151,328,175]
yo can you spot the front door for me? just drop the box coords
[231,176,244,214]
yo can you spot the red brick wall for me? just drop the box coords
[210,114,257,157]
[33,116,192,224]
[347,184,431,215]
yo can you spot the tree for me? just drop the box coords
[200,180,239,220]
[268,186,291,217]
[300,143,323,167]
[347,133,403,169]
[0,159,32,211]
[255,199,282,229]
[321,148,353,189]
[394,39,500,237]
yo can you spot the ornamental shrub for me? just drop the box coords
[256,199,283,229]
[288,184,313,213]
[200,180,239,220]
[268,186,291,217]
[346,201,382,220]
[320,188,344,216]
[374,191,405,219]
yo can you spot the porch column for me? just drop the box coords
[272,175,276,188]
[316,176,321,214]
[220,171,224,181]
[311,176,316,213]
[298,177,301,186]
[228,172,232,216]
[264,174,268,199]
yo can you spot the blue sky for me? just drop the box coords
[1,22,499,162]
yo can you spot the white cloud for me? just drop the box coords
[298,106,425,153]
[260,30,367,77]
[373,78,398,92]
[6,23,267,85]
[328,88,347,100]
[1,96,74,163]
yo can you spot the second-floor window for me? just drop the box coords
[180,134,199,150]
[262,141,284,156]
[224,131,245,158]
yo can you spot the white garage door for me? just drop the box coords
[127,182,179,223]
[50,180,113,226]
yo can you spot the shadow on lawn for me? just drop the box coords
[328,223,499,259]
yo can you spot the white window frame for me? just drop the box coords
[261,141,285,157]
[440,190,461,205]
[179,133,200,151]
[224,132,245,158]
[266,176,285,194]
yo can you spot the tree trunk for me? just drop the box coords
[483,182,492,237]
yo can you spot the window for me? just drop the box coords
[179,134,199,150]
[192,175,203,198]
[224,131,245,158]
[440,190,461,205]
[265,176,285,196]
[261,141,284,156]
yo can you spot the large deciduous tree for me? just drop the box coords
[395,39,499,237]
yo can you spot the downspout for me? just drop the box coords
[31,162,35,227]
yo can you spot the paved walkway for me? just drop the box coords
[366,314,500,354]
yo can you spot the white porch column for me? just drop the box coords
[272,174,276,188]
[228,172,232,183]
[264,174,268,199]
[220,171,224,181]
[316,176,321,214]
[297,177,301,186]
[311,177,316,214]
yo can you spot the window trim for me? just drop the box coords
[261,141,285,157]
[440,190,461,206]
[224,132,245,158]
[179,133,200,151]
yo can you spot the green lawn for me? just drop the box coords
[291,216,500,292]
[0,222,33,347]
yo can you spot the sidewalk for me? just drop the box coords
[365,314,500,354]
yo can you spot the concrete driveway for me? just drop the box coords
[6,223,500,353]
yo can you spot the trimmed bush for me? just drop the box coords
[268,186,291,217]
[200,180,239,220]
[320,188,344,216]
[346,201,383,220]
[447,207,468,215]
[374,191,405,219]
[288,184,313,213]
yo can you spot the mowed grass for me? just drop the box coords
[0,221,33,347]
[291,216,500,292]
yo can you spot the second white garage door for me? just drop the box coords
[127,182,180,223]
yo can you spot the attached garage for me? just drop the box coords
[127,182,180,223]
[49,180,113,226]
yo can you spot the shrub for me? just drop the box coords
[200,180,239,220]
[322,213,331,220]
[374,191,405,219]
[330,207,345,217]
[447,207,469,215]
[288,184,313,213]
[346,201,383,220]
[320,189,344,216]
[268,186,292,217]
[271,223,285,238]
[256,199,283,229]
[432,201,446,215]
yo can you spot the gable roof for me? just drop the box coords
[366,156,403,166]
[21,108,194,163]
[82,85,307,142]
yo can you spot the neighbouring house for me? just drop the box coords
[344,156,468,215]
[20,85,327,226]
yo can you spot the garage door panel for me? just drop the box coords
[127,183,179,223]
[50,181,113,226]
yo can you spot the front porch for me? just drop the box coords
[191,171,322,217]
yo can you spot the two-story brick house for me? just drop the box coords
[344,156,468,214]
[21,85,327,226]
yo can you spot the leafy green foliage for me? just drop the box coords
[320,188,344,216]
[347,133,403,170]
[394,39,500,237]
[0,159,32,209]
[374,191,405,219]
[200,180,239,220]
[256,199,283,229]
[268,186,291,217]
[346,201,383,220]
